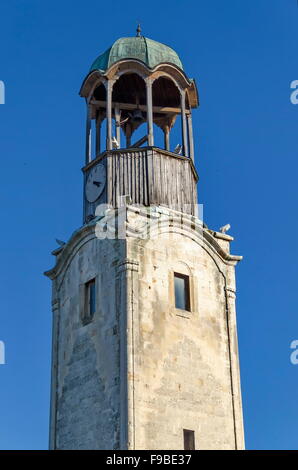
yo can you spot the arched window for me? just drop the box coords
[152,76,181,152]
[112,73,147,148]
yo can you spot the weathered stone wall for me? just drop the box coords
[51,234,125,450]
[126,224,244,450]
[46,207,244,450]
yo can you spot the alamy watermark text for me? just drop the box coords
[0,341,5,365]
[0,81,5,104]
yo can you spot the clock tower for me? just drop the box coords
[45,29,245,450]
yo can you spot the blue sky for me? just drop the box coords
[0,0,297,450]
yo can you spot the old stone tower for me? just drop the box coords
[45,29,245,450]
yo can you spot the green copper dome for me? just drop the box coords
[90,36,183,72]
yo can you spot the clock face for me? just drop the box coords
[85,163,106,203]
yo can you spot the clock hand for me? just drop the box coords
[93,181,101,187]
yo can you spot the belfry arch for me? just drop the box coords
[81,57,198,161]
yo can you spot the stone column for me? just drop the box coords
[187,112,194,162]
[146,78,154,147]
[115,104,121,148]
[126,123,132,148]
[180,89,189,157]
[95,114,102,156]
[106,79,114,151]
[117,257,140,450]
[164,125,170,151]
[49,297,60,450]
[225,278,246,450]
[85,101,92,164]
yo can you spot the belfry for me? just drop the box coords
[45,29,245,450]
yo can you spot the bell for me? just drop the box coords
[131,108,144,122]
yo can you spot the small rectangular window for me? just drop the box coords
[183,429,195,450]
[174,273,190,311]
[88,279,96,316]
[83,278,96,324]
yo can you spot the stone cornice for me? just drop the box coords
[44,219,100,280]
[44,206,242,281]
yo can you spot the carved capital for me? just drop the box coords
[117,258,139,274]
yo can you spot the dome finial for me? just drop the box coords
[136,23,141,37]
